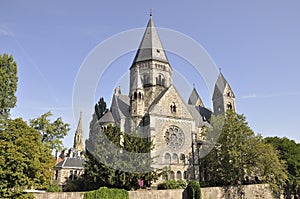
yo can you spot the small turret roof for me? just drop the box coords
[213,72,235,99]
[132,15,169,65]
[131,68,143,91]
[188,87,204,107]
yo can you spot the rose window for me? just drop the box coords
[164,126,185,149]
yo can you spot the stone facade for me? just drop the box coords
[89,15,236,183]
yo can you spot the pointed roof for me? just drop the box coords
[131,67,143,91]
[188,88,204,107]
[213,72,235,99]
[73,112,84,151]
[132,15,169,65]
[99,110,115,124]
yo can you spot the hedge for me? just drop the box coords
[157,180,187,190]
[186,180,201,199]
[84,187,129,199]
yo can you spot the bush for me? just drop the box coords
[84,187,129,199]
[186,180,201,199]
[157,180,187,190]
[47,183,62,192]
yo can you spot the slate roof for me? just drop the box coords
[99,110,115,124]
[131,15,169,65]
[212,72,235,100]
[110,93,130,125]
[131,68,143,91]
[55,157,85,169]
[188,88,204,107]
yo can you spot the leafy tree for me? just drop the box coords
[29,111,70,152]
[0,118,55,198]
[84,125,157,190]
[94,97,108,120]
[201,111,287,195]
[265,136,300,198]
[0,53,18,119]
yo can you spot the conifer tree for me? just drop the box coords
[0,53,18,119]
[94,97,108,120]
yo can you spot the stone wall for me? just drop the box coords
[33,192,85,199]
[33,184,275,199]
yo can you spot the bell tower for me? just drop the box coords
[129,13,173,114]
[212,72,236,114]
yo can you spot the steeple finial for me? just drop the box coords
[219,67,222,73]
[150,8,152,16]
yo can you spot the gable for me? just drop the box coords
[224,84,235,98]
[148,85,194,120]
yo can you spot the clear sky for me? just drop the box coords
[1,1,299,148]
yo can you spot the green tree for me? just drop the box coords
[84,125,122,190]
[265,136,300,198]
[0,118,55,198]
[0,53,18,119]
[94,97,108,120]
[201,111,287,195]
[29,111,70,152]
[84,125,157,190]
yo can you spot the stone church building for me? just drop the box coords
[90,14,236,182]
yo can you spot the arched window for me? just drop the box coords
[183,171,188,179]
[134,92,137,99]
[227,102,232,110]
[170,171,175,180]
[156,74,165,86]
[172,153,179,164]
[180,154,186,164]
[143,73,150,85]
[164,153,171,163]
[170,102,176,113]
[176,171,182,180]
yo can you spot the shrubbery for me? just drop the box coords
[157,180,187,190]
[186,180,201,199]
[47,183,62,192]
[84,187,129,199]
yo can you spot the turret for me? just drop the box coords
[212,72,236,114]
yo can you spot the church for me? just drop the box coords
[89,14,236,182]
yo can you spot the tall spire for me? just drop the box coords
[73,111,84,152]
[132,15,169,65]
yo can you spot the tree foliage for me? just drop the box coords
[265,136,300,198]
[0,53,18,119]
[29,111,70,152]
[201,111,287,195]
[94,97,108,120]
[186,180,201,199]
[84,125,157,190]
[0,118,55,198]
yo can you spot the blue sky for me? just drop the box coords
[1,1,299,147]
